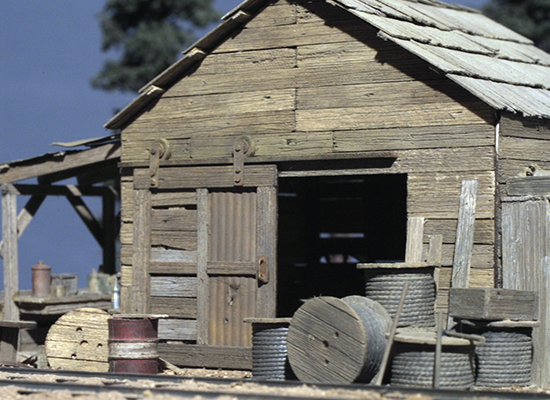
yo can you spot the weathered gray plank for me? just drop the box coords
[196,188,209,345]
[158,319,197,341]
[131,189,152,314]
[151,297,197,318]
[502,198,550,387]
[158,343,252,370]
[452,180,478,289]
[150,277,197,297]
[256,185,278,318]
[134,165,278,189]
[405,217,424,263]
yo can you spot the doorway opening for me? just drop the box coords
[277,174,407,317]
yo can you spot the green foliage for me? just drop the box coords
[483,0,550,52]
[92,0,220,92]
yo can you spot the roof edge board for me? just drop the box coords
[104,86,165,130]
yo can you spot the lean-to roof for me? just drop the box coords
[105,0,550,130]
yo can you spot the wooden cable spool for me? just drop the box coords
[287,296,391,384]
[45,307,110,372]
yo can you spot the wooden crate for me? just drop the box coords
[449,288,538,321]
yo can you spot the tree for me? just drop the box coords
[483,0,550,52]
[92,0,221,93]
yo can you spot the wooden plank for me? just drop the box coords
[150,248,197,263]
[296,102,490,132]
[243,1,296,28]
[405,217,424,263]
[131,188,152,314]
[501,198,550,386]
[158,343,252,370]
[256,185,278,318]
[424,219,494,244]
[408,172,494,219]
[422,244,494,269]
[206,261,257,276]
[507,177,550,196]
[150,277,197,297]
[449,288,538,321]
[452,180,478,289]
[0,142,121,184]
[333,126,495,153]
[1,185,19,322]
[190,132,333,160]
[134,165,278,189]
[0,195,45,259]
[151,297,197,318]
[196,188,209,345]
[65,185,103,245]
[297,80,475,110]
[158,319,197,341]
[214,18,375,53]
[499,136,550,161]
[500,112,550,140]
[152,191,197,207]
[151,208,197,231]
[149,262,197,275]
[191,48,297,76]
[151,231,197,251]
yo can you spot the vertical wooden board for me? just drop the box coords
[196,188,209,345]
[256,186,278,318]
[1,184,19,322]
[502,198,550,387]
[452,180,478,289]
[405,217,424,263]
[131,188,152,314]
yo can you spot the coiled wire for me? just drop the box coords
[252,323,291,380]
[365,268,435,327]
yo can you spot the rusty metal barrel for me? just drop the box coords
[108,314,161,374]
[287,296,391,384]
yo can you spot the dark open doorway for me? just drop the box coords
[277,174,407,317]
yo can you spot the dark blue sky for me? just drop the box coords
[0,0,487,290]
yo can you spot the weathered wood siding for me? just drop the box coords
[120,0,498,360]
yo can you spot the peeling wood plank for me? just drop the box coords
[158,343,251,369]
[452,180,478,289]
[150,248,197,263]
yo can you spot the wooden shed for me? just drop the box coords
[105,0,550,382]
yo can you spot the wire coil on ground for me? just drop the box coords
[474,329,532,387]
[365,268,435,327]
[252,323,291,380]
[391,344,475,390]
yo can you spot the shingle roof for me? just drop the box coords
[105,0,550,130]
[335,0,550,118]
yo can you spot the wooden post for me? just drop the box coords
[196,188,209,345]
[256,186,277,318]
[102,189,117,275]
[131,188,151,314]
[1,184,20,363]
[452,180,478,289]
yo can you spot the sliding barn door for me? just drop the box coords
[196,165,278,347]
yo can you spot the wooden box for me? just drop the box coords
[449,288,538,321]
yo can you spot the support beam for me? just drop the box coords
[65,185,103,245]
[1,184,20,363]
[101,192,117,275]
[0,195,45,259]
